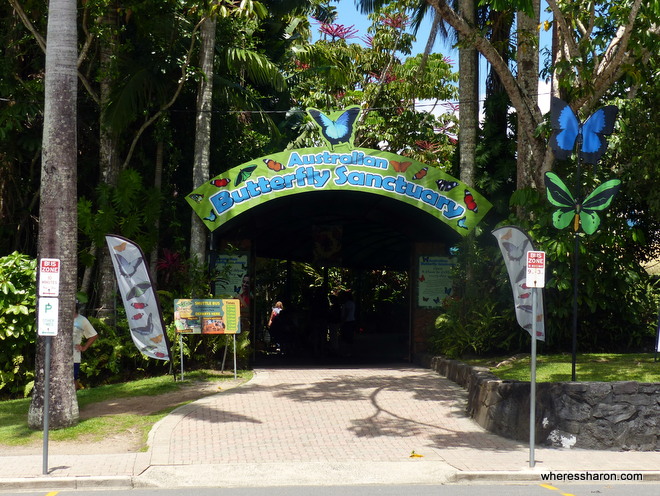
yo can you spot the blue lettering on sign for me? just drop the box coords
[332,166,465,220]
[287,151,387,169]
[209,163,467,223]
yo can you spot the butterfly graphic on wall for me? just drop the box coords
[308,106,360,149]
[544,172,621,235]
[550,97,618,164]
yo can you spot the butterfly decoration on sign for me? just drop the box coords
[308,106,361,150]
[235,165,257,186]
[390,160,412,173]
[210,178,230,187]
[544,172,621,235]
[436,179,458,191]
[550,97,618,164]
[264,158,285,172]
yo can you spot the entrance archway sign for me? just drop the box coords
[187,107,492,236]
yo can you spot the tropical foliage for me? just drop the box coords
[0,0,658,402]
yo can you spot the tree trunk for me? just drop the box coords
[516,1,541,193]
[150,139,164,281]
[28,0,79,429]
[94,3,121,322]
[190,15,216,263]
[458,0,478,188]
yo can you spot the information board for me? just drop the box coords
[174,299,241,334]
[418,256,455,308]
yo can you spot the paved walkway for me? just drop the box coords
[1,365,659,490]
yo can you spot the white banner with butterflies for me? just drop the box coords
[492,226,545,341]
[105,235,172,360]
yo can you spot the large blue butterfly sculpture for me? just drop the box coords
[550,97,618,164]
[308,106,361,149]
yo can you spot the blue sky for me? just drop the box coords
[311,1,553,115]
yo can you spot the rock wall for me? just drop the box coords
[425,356,660,451]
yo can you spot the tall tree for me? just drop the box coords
[189,12,217,265]
[457,0,478,188]
[427,0,648,192]
[28,0,79,429]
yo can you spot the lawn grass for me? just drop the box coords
[0,369,252,447]
[464,353,660,383]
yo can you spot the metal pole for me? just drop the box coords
[233,334,237,380]
[530,290,537,468]
[179,334,184,381]
[572,143,583,381]
[571,231,579,381]
[42,336,51,475]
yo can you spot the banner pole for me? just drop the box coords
[233,334,237,380]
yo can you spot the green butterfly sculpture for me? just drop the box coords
[544,172,621,235]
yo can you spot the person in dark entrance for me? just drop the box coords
[268,301,283,328]
[339,290,357,357]
[235,274,251,309]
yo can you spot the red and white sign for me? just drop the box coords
[526,251,546,288]
[38,258,61,297]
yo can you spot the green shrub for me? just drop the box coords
[0,253,37,398]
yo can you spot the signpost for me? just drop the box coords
[37,258,60,475]
[526,250,545,468]
[174,299,241,379]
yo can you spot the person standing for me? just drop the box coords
[73,303,98,390]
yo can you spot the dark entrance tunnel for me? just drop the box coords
[210,190,461,365]
[211,190,461,271]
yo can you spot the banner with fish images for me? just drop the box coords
[187,107,491,236]
[105,235,172,360]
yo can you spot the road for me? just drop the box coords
[7,483,660,496]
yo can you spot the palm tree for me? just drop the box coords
[28,0,79,429]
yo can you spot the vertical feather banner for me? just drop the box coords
[492,226,545,341]
[105,235,172,360]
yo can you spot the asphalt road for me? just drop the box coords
[7,483,660,496]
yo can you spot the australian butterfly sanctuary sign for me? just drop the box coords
[187,107,492,237]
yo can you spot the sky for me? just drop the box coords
[311,1,553,116]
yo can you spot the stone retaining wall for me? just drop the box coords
[423,355,660,451]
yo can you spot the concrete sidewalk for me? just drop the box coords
[1,365,659,491]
